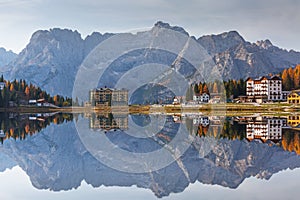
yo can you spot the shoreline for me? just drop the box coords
[1,103,300,115]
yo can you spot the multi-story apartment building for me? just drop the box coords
[246,76,282,102]
[89,87,128,106]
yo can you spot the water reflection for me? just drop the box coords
[0,112,300,198]
[87,112,129,131]
[0,112,73,143]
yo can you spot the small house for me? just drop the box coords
[200,93,210,102]
[37,99,46,107]
[29,100,37,104]
[288,91,300,104]
[173,97,180,105]
[193,93,210,103]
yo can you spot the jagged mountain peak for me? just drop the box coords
[0,47,17,67]
[220,30,245,42]
[29,28,83,49]
[154,21,189,36]
[0,47,15,54]
[197,30,246,55]
[31,28,81,39]
[84,31,113,40]
[83,32,114,55]
[8,28,112,96]
[255,39,273,49]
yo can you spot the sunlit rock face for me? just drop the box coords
[198,31,300,80]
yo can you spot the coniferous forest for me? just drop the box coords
[0,75,74,107]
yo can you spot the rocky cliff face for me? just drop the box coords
[0,47,17,76]
[8,29,112,96]
[0,47,16,67]
[198,31,300,80]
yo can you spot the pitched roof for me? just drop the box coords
[289,91,300,96]
[246,75,281,81]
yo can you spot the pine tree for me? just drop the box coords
[194,83,199,94]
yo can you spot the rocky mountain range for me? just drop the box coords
[0,22,300,96]
[198,31,300,79]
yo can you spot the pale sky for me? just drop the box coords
[0,0,299,53]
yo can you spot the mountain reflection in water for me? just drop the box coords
[0,112,300,198]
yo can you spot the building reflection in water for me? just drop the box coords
[237,116,288,142]
[232,115,300,155]
[1,111,300,198]
[287,115,300,128]
[88,112,129,131]
[167,113,300,155]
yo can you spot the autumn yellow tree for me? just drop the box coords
[294,65,300,89]
[25,86,30,96]
[213,82,218,93]
[282,69,292,90]
[203,84,209,94]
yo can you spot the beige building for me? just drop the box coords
[89,87,128,106]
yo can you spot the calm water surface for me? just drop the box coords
[0,112,299,200]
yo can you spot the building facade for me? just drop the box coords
[90,88,128,106]
[111,89,128,106]
[193,93,210,103]
[246,76,282,102]
[288,91,300,104]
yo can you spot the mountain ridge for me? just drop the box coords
[0,22,299,96]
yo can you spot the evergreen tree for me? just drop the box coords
[193,83,199,94]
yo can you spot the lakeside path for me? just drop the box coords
[2,103,300,116]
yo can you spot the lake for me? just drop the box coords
[0,112,299,200]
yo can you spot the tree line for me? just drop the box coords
[281,64,300,90]
[186,63,300,101]
[0,75,74,107]
[186,79,246,101]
